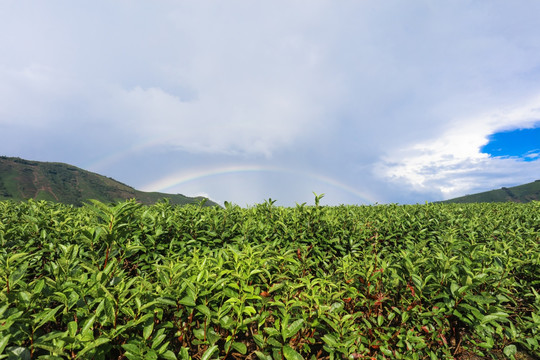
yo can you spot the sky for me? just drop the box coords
[1,1,540,206]
[481,127,540,162]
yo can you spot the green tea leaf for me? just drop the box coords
[6,346,31,360]
[0,334,11,354]
[80,315,96,338]
[77,337,110,358]
[322,334,338,348]
[481,312,509,324]
[179,347,190,360]
[196,304,212,318]
[282,345,303,360]
[122,343,141,355]
[207,328,221,345]
[161,350,178,360]
[151,333,167,349]
[503,344,517,357]
[450,282,459,297]
[178,295,196,307]
[255,351,272,360]
[105,297,116,324]
[264,327,280,337]
[34,305,62,330]
[33,279,45,294]
[232,342,247,354]
[380,346,393,356]
[156,297,176,306]
[67,320,78,337]
[143,321,154,340]
[253,333,265,348]
[201,345,218,360]
[284,319,304,340]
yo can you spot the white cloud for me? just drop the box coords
[523,151,540,161]
[376,95,540,198]
[2,1,540,204]
[109,79,331,156]
[1,1,342,156]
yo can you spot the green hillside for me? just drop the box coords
[0,156,217,206]
[441,179,540,203]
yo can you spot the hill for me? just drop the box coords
[441,179,540,203]
[0,156,217,206]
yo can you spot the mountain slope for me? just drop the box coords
[441,180,540,204]
[0,156,216,206]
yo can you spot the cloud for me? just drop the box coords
[1,1,540,204]
[523,151,540,161]
[375,95,540,198]
[1,1,343,156]
[111,2,343,156]
[108,80,330,156]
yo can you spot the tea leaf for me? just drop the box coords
[232,342,247,354]
[283,345,304,360]
[503,344,517,357]
[201,345,218,360]
[0,334,11,354]
[284,319,304,340]
[178,295,196,307]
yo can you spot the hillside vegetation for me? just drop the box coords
[0,156,215,206]
[1,198,538,359]
[441,180,540,204]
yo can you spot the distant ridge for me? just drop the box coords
[0,156,217,206]
[440,180,540,204]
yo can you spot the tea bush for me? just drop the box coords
[0,199,538,359]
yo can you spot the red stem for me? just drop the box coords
[103,246,110,270]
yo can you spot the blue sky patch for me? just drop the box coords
[481,126,540,161]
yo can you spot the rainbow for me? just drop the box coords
[140,165,377,204]
[84,138,166,172]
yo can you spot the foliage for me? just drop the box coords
[0,198,539,359]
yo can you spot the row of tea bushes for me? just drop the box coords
[0,199,538,359]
